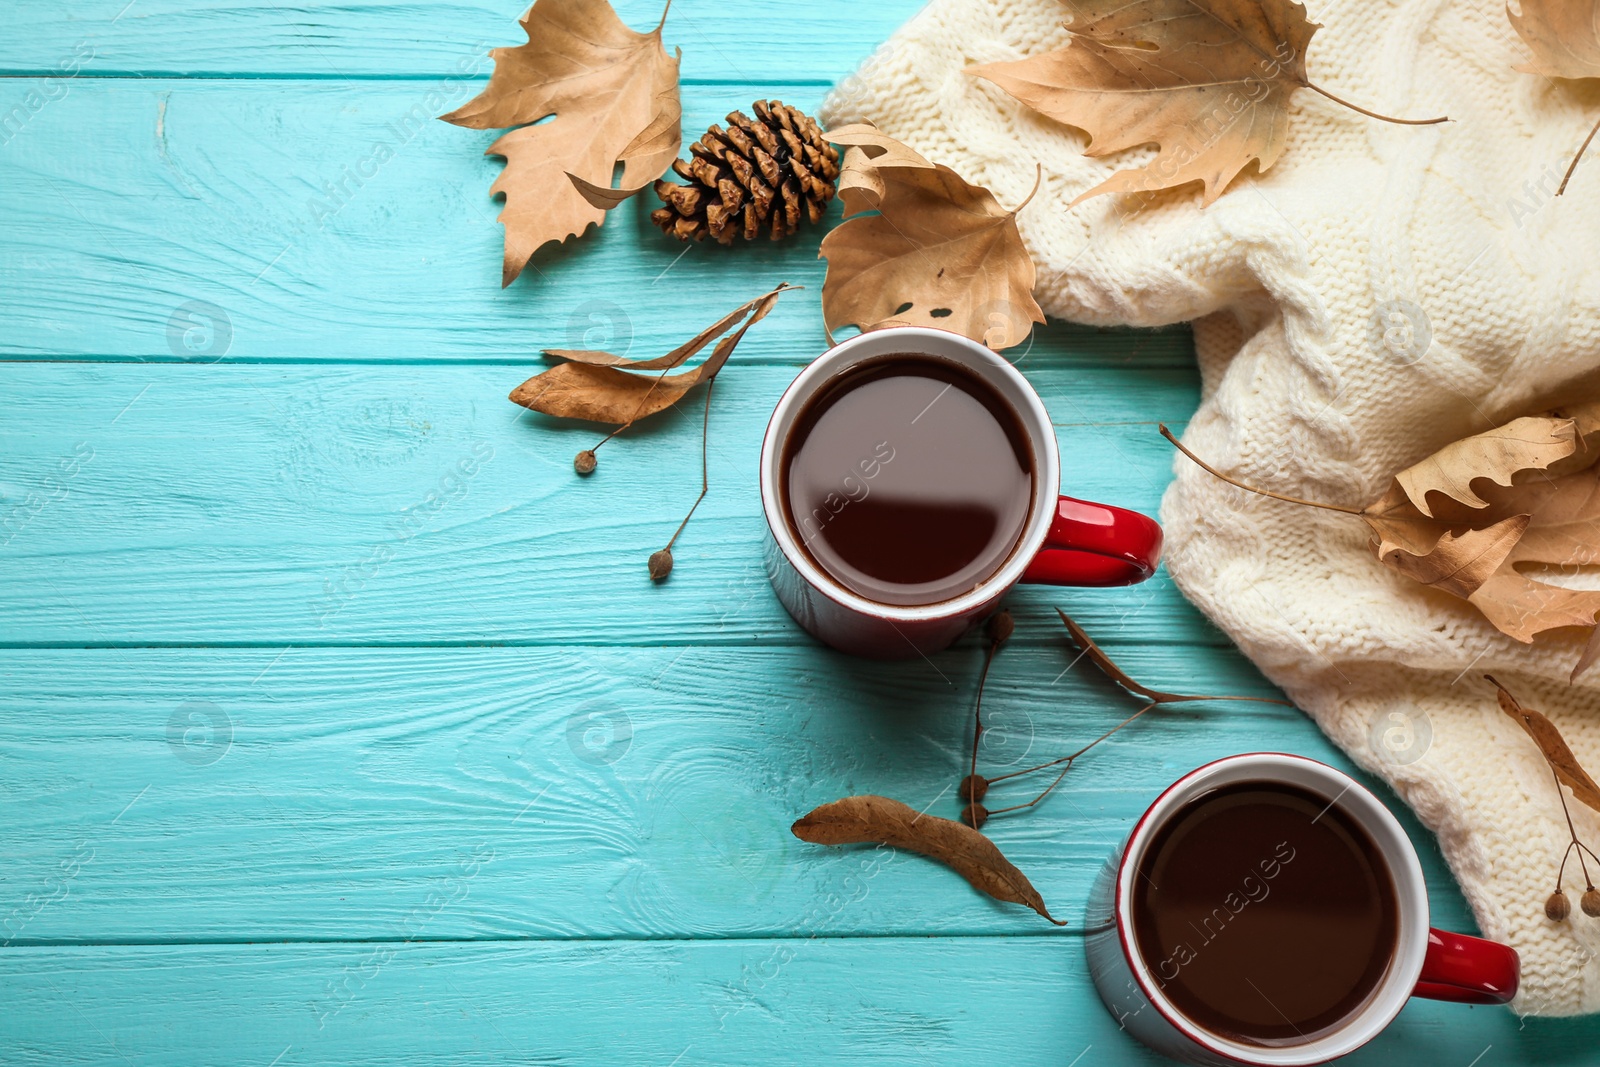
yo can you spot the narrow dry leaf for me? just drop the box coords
[1057,608,1187,701]
[1508,0,1600,193]
[792,794,1068,924]
[1055,608,1289,708]
[1488,676,1600,813]
[508,283,795,424]
[968,0,1444,205]
[441,0,681,285]
[818,124,1045,350]
[1576,626,1600,684]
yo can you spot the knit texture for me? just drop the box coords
[824,0,1600,1016]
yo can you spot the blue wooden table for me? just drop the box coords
[4,3,1600,1063]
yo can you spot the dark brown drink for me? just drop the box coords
[780,355,1034,606]
[1131,781,1399,1047]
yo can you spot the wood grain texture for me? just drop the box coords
[5,2,1592,1060]
[0,361,1215,647]
[2,645,1456,944]
[0,0,928,81]
[2,79,820,362]
[3,939,1595,1067]
[0,77,1194,365]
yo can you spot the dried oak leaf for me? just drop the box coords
[1488,675,1600,814]
[509,283,794,424]
[792,795,1068,925]
[968,0,1443,205]
[1166,403,1600,677]
[441,0,681,285]
[1509,0,1600,193]
[818,124,1045,351]
[1356,404,1600,674]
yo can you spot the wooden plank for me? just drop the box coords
[0,0,929,81]
[0,361,1216,647]
[0,645,1480,944]
[0,938,1583,1065]
[0,77,1196,366]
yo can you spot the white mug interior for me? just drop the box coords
[1114,753,1430,1066]
[758,327,1062,622]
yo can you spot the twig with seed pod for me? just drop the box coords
[959,609,1292,828]
[960,609,1014,828]
[506,283,796,578]
[647,378,714,582]
[1485,675,1600,922]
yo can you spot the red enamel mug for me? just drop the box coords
[1087,754,1519,1066]
[759,326,1163,658]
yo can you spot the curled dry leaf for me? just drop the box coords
[967,0,1445,206]
[1057,608,1189,702]
[1056,608,1290,708]
[1488,675,1600,814]
[1163,403,1600,679]
[1366,405,1600,665]
[508,283,796,424]
[818,124,1045,351]
[441,0,681,285]
[1509,0,1600,193]
[792,794,1068,924]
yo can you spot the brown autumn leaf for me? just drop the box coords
[1057,608,1190,701]
[441,0,681,285]
[509,283,795,424]
[967,0,1444,206]
[792,794,1068,924]
[1164,402,1600,678]
[818,124,1045,350]
[1487,675,1600,813]
[1356,407,1600,664]
[1508,0,1600,193]
[1391,416,1582,517]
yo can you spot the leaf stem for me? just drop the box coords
[1159,424,1363,515]
[1552,762,1595,889]
[662,377,714,553]
[1558,113,1600,196]
[1305,83,1447,126]
[986,758,1076,817]
[988,701,1161,790]
[589,359,680,455]
[1011,164,1044,216]
[968,643,992,816]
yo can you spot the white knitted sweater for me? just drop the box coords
[824,0,1600,1017]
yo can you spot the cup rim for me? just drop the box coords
[758,326,1061,623]
[1113,753,1430,1066]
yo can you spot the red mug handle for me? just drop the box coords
[1021,496,1164,587]
[1413,928,1519,1004]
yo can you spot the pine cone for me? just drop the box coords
[652,100,840,245]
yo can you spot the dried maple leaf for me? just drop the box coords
[509,283,795,423]
[818,125,1045,351]
[1509,0,1600,193]
[1164,402,1600,679]
[792,794,1068,924]
[441,0,681,285]
[968,0,1445,205]
[1488,676,1600,813]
